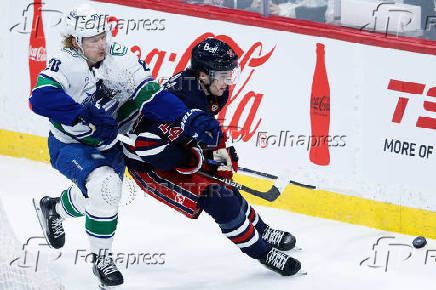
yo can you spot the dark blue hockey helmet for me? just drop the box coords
[191,38,238,75]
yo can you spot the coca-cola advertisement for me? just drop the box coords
[28,2,47,91]
[309,43,331,166]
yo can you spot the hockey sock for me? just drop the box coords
[84,167,122,254]
[234,188,268,235]
[56,186,85,219]
[85,211,118,254]
[200,185,270,260]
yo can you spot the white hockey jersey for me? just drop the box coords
[30,43,161,151]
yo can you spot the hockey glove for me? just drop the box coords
[93,80,119,116]
[78,103,118,145]
[180,109,222,148]
[212,146,239,179]
[175,146,204,175]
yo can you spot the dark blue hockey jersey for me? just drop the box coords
[123,69,228,172]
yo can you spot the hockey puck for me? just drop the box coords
[412,236,427,249]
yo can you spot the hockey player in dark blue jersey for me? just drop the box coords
[123,38,302,276]
[28,4,222,287]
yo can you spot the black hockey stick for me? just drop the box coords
[117,135,281,201]
[198,170,281,202]
[238,167,316,190]
[238,167,348,194]
[206,159,316,190]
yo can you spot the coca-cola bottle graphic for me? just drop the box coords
[309,43,330,166]
[28,2,47,91]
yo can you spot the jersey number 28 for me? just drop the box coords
[46,58,62,72]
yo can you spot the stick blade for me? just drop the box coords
[263,185,281,202]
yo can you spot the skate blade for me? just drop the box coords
[294,270,308,277]
[280,246,302,252]
[32,197,55,249]
[98,284,123,290]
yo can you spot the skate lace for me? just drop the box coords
[262,227,284,246]
[51,218,65,238]
[97,257,118,276]
[266,249,289,271]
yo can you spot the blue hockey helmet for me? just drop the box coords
[191,38,238,74]
[191,38,239,85]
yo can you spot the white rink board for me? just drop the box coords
[1,0,435,210]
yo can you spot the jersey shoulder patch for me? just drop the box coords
[109,42,128,56]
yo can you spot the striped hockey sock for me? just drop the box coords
[219,209,270,260]
[56,186,85,219]
[200,185,270,260]
[85,211,118,254]
[239,194,267,235]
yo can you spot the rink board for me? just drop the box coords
[0,1,435,238]
[1,128,435,239]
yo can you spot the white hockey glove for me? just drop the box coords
[212,146,238,179]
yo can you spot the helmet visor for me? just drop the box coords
[209,65,240,86]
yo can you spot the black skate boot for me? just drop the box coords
[260,248,301,276]
[93,254,124,288]
[33,196,65,249]
[262,226,296,251]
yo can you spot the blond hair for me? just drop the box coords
[63,35,76,49]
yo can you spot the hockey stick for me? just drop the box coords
[238,167,316,190]
[198,170,281,202]
[116,135,283,201]
[238,166,350,195]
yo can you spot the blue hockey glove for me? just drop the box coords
[179,109,222,148]
[78,103,118,145]
[93,80,119,115]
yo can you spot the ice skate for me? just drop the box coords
[93,254,124,289]
[33,196,65,249]
[260,248,302,276]
[262,226,296,251]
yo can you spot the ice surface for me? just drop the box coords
[0,156,435,290]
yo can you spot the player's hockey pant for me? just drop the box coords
[130,168,270,259]
[48,135,125,253]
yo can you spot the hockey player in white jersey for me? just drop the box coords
[29,4,222,288]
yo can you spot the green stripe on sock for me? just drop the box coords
[61,189,84,217]
[86,215,118,236]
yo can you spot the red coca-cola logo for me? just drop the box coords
[29,45,47,62]
[311,95,330,112]
[109,24,276,142]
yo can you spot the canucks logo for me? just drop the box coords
[110,43,128,56]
